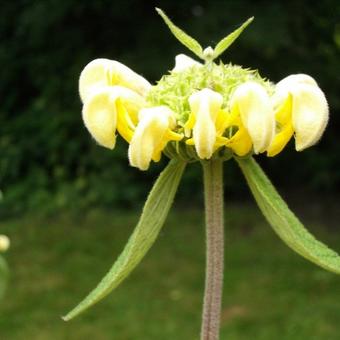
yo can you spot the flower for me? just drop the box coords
[185,88,224,159]
[267,74,329,156]
[79,59,150,149]
[0,235,10,253]
[227,81,274,156]
[79,59,328,168]
[128,106,182,170]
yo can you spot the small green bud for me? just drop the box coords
[203,46,214,62]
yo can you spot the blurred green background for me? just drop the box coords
[0,1,340,339]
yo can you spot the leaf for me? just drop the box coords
[63,160,186,320]
[237,156,340,274]
[156,8,204,59]
[213,17,254,60]
[0,255,9,301]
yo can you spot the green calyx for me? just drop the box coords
[163,139,233,163]
[147,62,273,126]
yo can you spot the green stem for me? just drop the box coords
[0,255,9,300]
[201,160,224,340]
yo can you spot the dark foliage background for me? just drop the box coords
[0,0,339,215]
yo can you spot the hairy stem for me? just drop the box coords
[201,160,224,340]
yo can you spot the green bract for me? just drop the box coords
[238,157,340,274]
[64,160,186,321]
[155,8,254,62]
[156,8,204,59]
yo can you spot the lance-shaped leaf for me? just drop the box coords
[213,17,254,60]
[63,160,186,320]
[156,8,204,59]
[0,255,9,301]
[237,156,340,274]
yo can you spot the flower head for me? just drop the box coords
[79,55,328,170]
[79,15,328,170]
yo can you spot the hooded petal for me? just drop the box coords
[172,54,202,73]
[79,58,151,103]
[292,84,328,151]
[230,82,274,154]
[128,106,177,170]
[83,86,145,149]
[276,74,318,89]
[188,88,223,159]
[274,74,328,152]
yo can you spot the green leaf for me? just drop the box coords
[213,17,254,60]
[156,8,204,59]
[237,156,340,274]
[63,160,186,320]
[0,255,9,301]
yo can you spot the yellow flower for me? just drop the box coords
[226,82,274,156]
[185,88,224,159]
[267,74,329,156]
[0,235,10,253]
[79,59,150,150]
[79,58,183,170]
[128,106,182,170]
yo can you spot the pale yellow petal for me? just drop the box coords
[189,88,223,159]
[110,60,151,97]
[82,86,145,149]
[292,84,329,151]
[128,106,176,170]
[276,74,318,89]
[82,89,117,149]
[172,54,202,73]
[79,58,151,103]
[272,74,318,115]
[231,82,274,154]
[79,59,113,103]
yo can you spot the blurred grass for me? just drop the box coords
[0,203,339,339]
